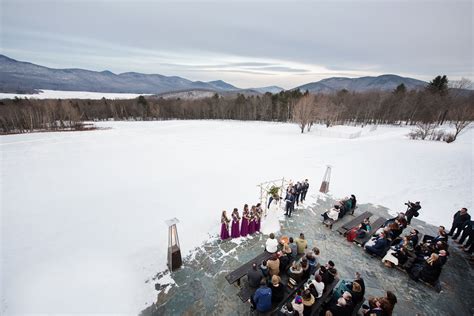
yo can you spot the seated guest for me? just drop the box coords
[319,261,337,286]
[266,233,279,253]
[347,219,371,241]
[270,275,285,303]
[353,272,365,297]
[301,259,311,281]
[364,233,390,257]
[323,205,341,222]
[365,233,389,257]
[339,196,352,218]
[337,273,364,305]
[279,302,296,315]
[361,217,371,231]
[350,282,363,305]
[326,297,348,316]
[306,252,317,275]
[383,213,407,229]
[379,291,397,316]
[260,260,269,278]
[307,274,325,298]
[409,253,444,285]
[382,236,412,267]
[307,283,318,302]
[302,289,315,316]
[291,295,304,316]
[247,262,263,288]
[365,228,387,247]
[289,237,298,258]
[295,233,308,255]
[312,247,321,267]
[423,252,446,280]
[267,253,280,276]
[283,242,293,256]
[341,292,354,315]
[364,291,397,316]
[438,249,448,265]
[407,229,420,247]
[423,226,448,243]
[387,221,403,240]
[252,279,272,313]
[279,251,291,272]
[289,261,303,283]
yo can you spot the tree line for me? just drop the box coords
[0,76,472,138]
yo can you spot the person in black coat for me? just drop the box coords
[295,182,303,206]
[319,261,337,286]
[269,275,285,303]
[279,252,290,272]
[419,253,445,284]
[449,208,470,239]
[458,220,474,245]
[405,201,421,225]
[350,194,357,211]
[301,179,309,202]
[285,193,295,217]
[247,262,263,288]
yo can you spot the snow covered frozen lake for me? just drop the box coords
[0,89,150,100]
[1,121,472,314]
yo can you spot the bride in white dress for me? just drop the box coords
[260,198,283,235]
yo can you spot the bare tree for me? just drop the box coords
[450,102,473,142]
[409,122,439,140]
[292,94,315,133]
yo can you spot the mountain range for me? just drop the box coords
[0,54,428,95]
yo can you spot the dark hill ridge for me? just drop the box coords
[1,54,427,95]
[296,74,427,92]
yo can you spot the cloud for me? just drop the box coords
[1,1,472,88]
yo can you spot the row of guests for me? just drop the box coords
[220,204,263,240]
[362,212,449,289]
[252,256,340,316]
[283,180,310,217]
[322,195,357,222]
[250,233,324,314]
[280,266,365,316]
[255,232,396,316]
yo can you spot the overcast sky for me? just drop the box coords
[1,0,472,88]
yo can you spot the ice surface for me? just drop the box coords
[1,121,472,314]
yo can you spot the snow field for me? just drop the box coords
[1,121,472,314]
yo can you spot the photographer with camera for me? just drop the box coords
[405,201,421,225]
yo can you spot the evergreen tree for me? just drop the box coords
[394,83,406,94]
[427,75,448,95]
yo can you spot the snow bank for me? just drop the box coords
[1,121,471,314]
[0,89,151,100]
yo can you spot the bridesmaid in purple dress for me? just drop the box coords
[230,208,241,238]
[248,205,256,234]
[255,203,262,232]
[220,210,230,240]
[240,204,250,237]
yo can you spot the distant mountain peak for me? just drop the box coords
[207,80,239,91]
[295,74,426,93]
